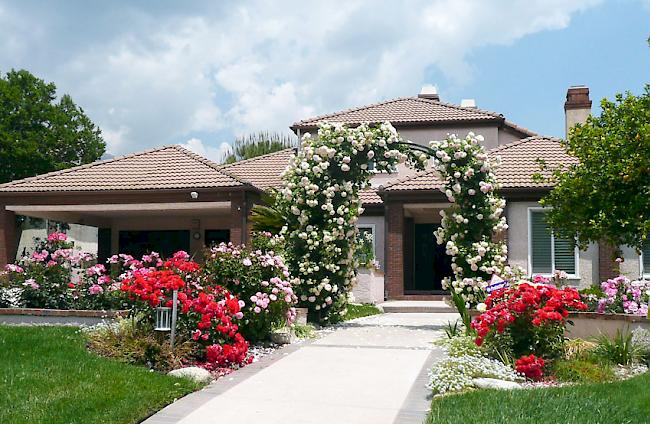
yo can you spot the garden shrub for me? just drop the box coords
[472,282,587,367]
[594,329,645,366]
[202,242,297,342]
[437,335,485,358]
[84,318,196,372]
[552,359,615,383]
[632,328,650,366]
[581,275,650,316]
[1,232,122,309]
[116,251,250,367]
[277,122,425,323]
[563,338,597,361]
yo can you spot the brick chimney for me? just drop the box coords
[564,86,592,138]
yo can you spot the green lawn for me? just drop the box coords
[342,303,382,321]
[426,371,650,424]
[0,325,201,424]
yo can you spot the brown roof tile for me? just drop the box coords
[381,136,575,192]
[219,148,295,191]
[0,145,248,192]
[291,96,536,137]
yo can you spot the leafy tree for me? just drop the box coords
[222,131,296,164]
[0,69,105,183]
[540,86,650,253]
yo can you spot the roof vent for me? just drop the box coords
[418,85,439,101]
[460,99,476,108]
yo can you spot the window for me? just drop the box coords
[356,225,376,265]
[641,239,650,278]
[528,209,578,276]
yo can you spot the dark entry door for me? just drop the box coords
[118,230,190,259]
[412,223,452,292]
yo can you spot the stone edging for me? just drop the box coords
[0,308,127,318]
[568,311,650,323]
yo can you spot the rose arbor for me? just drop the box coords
[430,133,508,318]
[278,122,426,323]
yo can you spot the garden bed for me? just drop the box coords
[0,307,127,325]
[565,312,650,339]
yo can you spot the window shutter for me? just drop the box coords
[554,237,576,275]
[642,240,650,274]
[530,211,552,274]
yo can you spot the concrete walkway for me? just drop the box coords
[146,312,458,424]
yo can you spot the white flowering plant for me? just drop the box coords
[431,133,508,310]
[277,122,426,322]
[427,354,523,395]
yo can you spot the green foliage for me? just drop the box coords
[250,191,288,235]
[444,320,461,339]
[0,325,200,424]
[293,323,317,339]
[563,338,597,361]
[0,69,105,183]
[437,335,485,357]
[342,303,382,321]
[84,318,196,372]
[355,231,375,268]
[594,329,645,365]
[552,359,615,383]
[222,131,296,163]
[539,86,650,250]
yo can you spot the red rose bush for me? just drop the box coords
[472,282,587,371]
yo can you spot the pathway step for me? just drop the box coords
[378,300,455,313]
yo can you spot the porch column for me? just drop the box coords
[385,201,405,299]
[0,205,17,266]
[229,192,249,246]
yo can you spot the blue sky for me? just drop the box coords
[0,0,648,162]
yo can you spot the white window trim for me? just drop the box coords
[527,207,580,279]
[357,224,376,256]
[640,251,650,280]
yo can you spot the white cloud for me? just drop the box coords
[180,137,232,163]
[0,0,602,156]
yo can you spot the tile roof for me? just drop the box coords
[380,136,575,192]
[291,96,536,137]
[221,148,384,205]
[219,148,295,191]
[0,145,248,192]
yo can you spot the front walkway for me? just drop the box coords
[146,312,457,424]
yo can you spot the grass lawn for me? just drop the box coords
[342,303,382,321]
[426,371,650,424]
[0,325,202,424]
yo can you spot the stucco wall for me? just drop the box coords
[620,245,642,279]
[357,215,385,269]
[506,201,599,288]
[16,221,97,258]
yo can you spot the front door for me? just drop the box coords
[412,223,452,293]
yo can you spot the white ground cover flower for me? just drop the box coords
[427,354,523,395]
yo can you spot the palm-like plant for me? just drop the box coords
[250,191,287,235]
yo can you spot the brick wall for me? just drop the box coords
[598,242,619,282]
[385,201,404,298]
[0,206,17,266]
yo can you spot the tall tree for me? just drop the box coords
[222,131,296,164]
[0,69,105,183]
[540,85,650,252]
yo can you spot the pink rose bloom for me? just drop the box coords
[235,312,244,320]
[23,279,39,290]
[88,284,104,295]
[4,264,24,273]
[46,260,57,267]
[254,306,261,313]
[242,258,252,266]
[31,250,49,262]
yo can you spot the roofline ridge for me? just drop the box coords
[291,96,413,128]
[0,145,177,189]
[169,145,253,188]
[218,147,297,170]
[488,135,562,154]
[378,168,440,191]
[502,120,538,137]
[412,96,503,120]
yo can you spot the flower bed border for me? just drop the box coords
[567,311,650,323]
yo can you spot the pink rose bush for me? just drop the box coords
[581,275,650,316]
[1,232,121,309]
[203,241,298,342]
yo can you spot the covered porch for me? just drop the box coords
[0,145,261,265]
